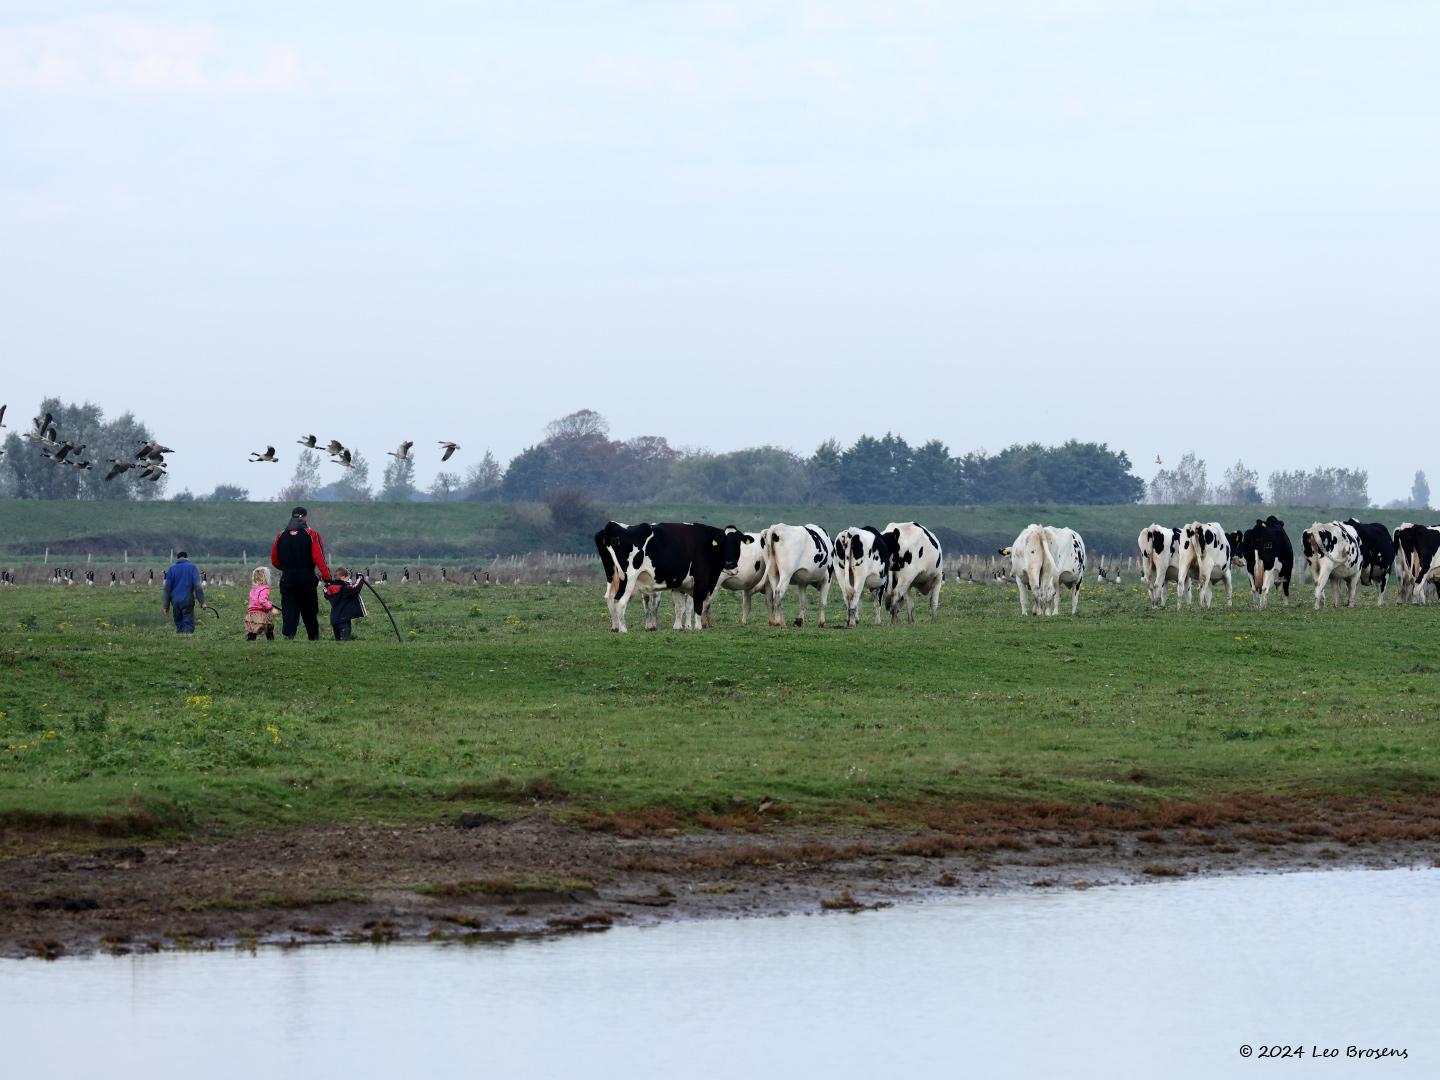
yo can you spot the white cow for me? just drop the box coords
[762,523,834,627]
[1005,524,1047,616]
[1175,522,1233,609]
[1040,525,1086,616]
[832,526,888,627]
[716,526,769,625]
[877,521,944,624]
[1004,524,1085,616]
[1137,525,1181,609]
[1302,521,1363,609]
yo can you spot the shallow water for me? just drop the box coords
[4,868,1436,1079]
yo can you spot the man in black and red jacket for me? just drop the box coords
[271,506,331,640]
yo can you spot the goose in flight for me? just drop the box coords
[331,447,354,468]
[249,446,279,462]
[325,439,345,456]
[388,441,414,460]
[297,434,318,448]
[439,440,460,462]
[104,458,135,482]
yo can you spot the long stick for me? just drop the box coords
[364,578,403,644]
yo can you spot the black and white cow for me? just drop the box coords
[832,526,888,627]
[716,526,769,625]
[1342,518,1396,605]
[877,521,944,624]
[1175,522,1232,609]
[762,523,834,627]
[1393,523,1440,605]
[1225,516,1292,609]
[594,521,742,632]
[1301,521,1363,609]
[1137,525,1180,609]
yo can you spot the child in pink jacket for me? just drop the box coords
[245,567,277,641]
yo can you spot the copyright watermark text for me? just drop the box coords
[1239,1045,1409,1061]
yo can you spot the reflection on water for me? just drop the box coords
[3,868,1437,1080]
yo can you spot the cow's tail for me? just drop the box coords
[763,529,783,591]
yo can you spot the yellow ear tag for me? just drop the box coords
[712,539,718,546]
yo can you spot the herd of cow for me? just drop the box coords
[594,520,942,631]
[593,516,1440,631]
[1138,517,1440,612]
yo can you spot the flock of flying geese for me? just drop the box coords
[0,407,172,482]
[249,436,462,468]
[1,404,462,482]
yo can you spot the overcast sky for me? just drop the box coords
[3,1,1438,502]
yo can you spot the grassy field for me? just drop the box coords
[0,498,1414,560]
[2,577,1437,842]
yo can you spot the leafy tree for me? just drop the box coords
[205,484,249,502]
[1268,467,1369,508]
[500,443,553,500]
[806,439,844,503]
[280,449,322,502]
[1215,460,1262,505]
[0,398,165,500]
[838,433,913,503]
[429,471,462,501]
[907,439,961,503]
[380,455,417,502]
[1148,452,1209,504]
[608,435,680,502]
[320,450,372,501]
[545,409,609,441]
[661,447,811,504]
[461,451,505,501]
[1412,470,1430,511]
[1036,441,1144,504]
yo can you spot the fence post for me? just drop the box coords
[44,547,49,564]
[124,550,128,564]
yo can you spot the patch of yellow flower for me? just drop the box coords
[265,723,282,746]
[187,694,212,710]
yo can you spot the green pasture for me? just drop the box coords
[1,577,1437,840]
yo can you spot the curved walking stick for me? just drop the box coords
[363,579,403,644]
[206,603,221,620]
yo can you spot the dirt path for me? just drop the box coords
[3,796,1438,959]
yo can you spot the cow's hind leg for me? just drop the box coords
[794,583,808,627]
[768,577,788,627]
[816,575,830,628]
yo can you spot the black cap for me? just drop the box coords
[291,506,308,518]
[176,551,188,559]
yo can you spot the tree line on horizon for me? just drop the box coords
[2,402,1424,510]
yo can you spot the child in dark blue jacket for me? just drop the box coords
[323,568,367,640]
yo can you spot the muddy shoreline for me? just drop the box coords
[3,797,1439,960]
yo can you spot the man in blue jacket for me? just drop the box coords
[162,550,207,634]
